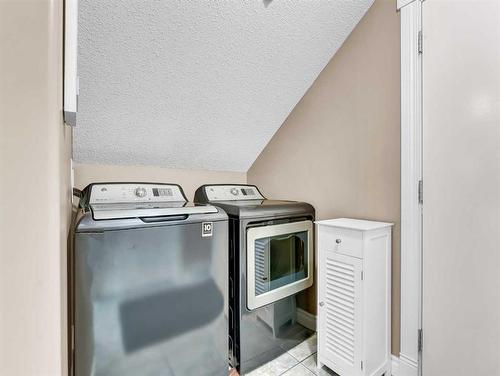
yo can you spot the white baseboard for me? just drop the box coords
[391,355,400,376]
[296,308,316,331]
[398,353,418,376]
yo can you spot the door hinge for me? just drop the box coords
[71,324,75,351]
[361,270,364,281]
[418,329,423,352]
[418,30,423,54]
[361,361,364,370]
[418,180,423,204]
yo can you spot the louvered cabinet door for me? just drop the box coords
[318,251,363,376]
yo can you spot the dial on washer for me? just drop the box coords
[135,187,147,198]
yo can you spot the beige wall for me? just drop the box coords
[247,0,400,355]
[0,1,72,375]
[74,163,247,200]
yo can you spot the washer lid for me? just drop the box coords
[89,202,218,220]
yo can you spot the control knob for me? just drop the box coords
[135,187,147,198]
[230,188,239,196]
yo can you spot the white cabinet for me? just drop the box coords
[316,218,392,376]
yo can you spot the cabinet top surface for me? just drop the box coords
[315,217,393,231]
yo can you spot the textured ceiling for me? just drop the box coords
[75,0,374,172]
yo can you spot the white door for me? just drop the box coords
[422,1,500,375]
[318,251,363,376]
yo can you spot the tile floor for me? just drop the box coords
[247,334,338,376]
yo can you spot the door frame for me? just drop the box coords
[398,1,423,375]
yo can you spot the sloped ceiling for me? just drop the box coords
[75,0,374,172]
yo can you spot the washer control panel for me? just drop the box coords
[204,185,264,201]
[89,183,186,204]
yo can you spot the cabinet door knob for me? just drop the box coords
[335,238,342,244]
[319,301,325,307]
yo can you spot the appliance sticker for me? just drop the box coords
[202,222,213,237]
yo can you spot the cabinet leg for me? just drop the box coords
[317,360,324,369]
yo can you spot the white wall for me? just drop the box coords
[422,1,500,375]
[75,0,374,172]
[0,1,72,374]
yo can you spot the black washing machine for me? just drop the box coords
[71,183,228,376]
[194,184,315,374]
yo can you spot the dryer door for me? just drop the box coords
[246,220,313,310]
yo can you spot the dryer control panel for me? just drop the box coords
[203,185,265,201]
[89,183,187,204]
